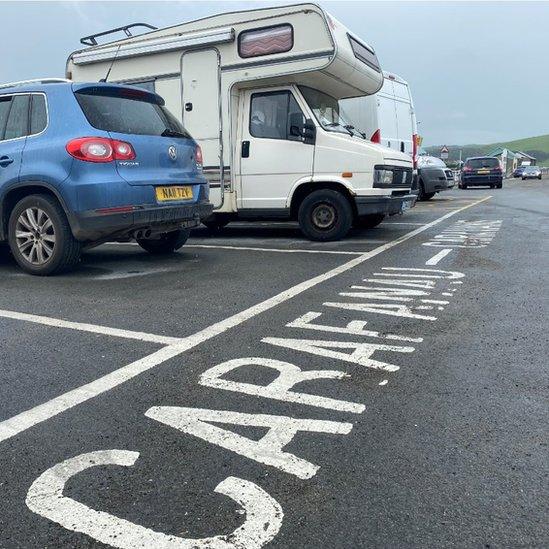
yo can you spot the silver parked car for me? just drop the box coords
[521,166,542,180]
[416,155,455,201]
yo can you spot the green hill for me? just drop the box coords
[425,134,549,166]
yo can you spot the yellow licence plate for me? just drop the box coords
[155,186,193,202]
[478,169,490,174]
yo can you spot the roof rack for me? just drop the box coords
[0,78,71,91]
[80,23,158,46]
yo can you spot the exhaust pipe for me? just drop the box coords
[131,228,152,240]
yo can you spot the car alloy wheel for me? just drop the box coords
[15,207,56,265]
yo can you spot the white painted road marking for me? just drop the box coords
[185,244,364,255]
[0,195,491,444]
[26,450,282,548]
[0,309,182,345]
[146,407,353,479]
[426,248,453,265]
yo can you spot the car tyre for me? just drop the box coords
[355,214,385,229]
[8,194,82,276]
[298,189,353,241]
[417,181,435,201]
[137,228,190,254]
[202,214,230,231]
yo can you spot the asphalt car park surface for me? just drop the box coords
[0,179,547,548]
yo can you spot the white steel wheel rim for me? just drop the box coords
[15,207,56,265]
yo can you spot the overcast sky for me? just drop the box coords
[2,1,548,145]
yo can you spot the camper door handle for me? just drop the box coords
[185,102,193,112]
[241,141,250,158]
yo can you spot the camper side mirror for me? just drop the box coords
[289,114,316,144]
[302,119,316,145]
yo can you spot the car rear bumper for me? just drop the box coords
[71,200,213,242]
[461,175,503,186]
[355,193,416,217]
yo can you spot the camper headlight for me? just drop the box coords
[374,168,393,185]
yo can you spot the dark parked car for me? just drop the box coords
[512,165,528,178]
[416,155,454,201]
[459,157,503,189]
[521,166,542,180]
[0,79,212,275]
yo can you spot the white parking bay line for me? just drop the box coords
[425,248,453,266]
[0,309,182,345]
[185,244,363,255]
[0,195,491,444]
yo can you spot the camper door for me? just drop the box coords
[181,49,223,208]
[237,87,314,211]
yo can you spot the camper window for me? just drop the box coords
[249,91,304,141]
[348,35,380,72]
[238,24,293,58]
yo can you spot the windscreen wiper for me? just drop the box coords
[344,124,366,139]
[346,125,367,139]
[325,122,353,136]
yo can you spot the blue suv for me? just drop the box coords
[0,79,212,275]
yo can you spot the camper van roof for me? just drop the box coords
[68,3,384,99]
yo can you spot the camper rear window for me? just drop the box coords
[238,24,293,58]
[348,35,380,72]
[75,88,190,137]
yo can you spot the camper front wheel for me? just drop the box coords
[298,189,353,241]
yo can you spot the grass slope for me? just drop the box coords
[426,134,549,165]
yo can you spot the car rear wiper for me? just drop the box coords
[161,129,187,138]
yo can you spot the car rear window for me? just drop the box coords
[466,158,500,169]
[75,87,191,138]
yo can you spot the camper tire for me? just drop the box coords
[298,189,353,241]
[355,214,385,229]
[136,229,189,254]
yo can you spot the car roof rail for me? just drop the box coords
[80,23,158,46]
[0,78,72,91]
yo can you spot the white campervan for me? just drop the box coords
[341,71,417,164]
[67,4,415,240]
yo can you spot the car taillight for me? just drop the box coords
[66,137,135,163]
[412,133,418,169]
[112,140,136,160]
[195,144,203,169]
[370,129,381,144]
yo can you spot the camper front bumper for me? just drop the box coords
[355,193,416,216]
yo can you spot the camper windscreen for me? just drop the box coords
[75,88,191,138]
[299,86,364,138]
